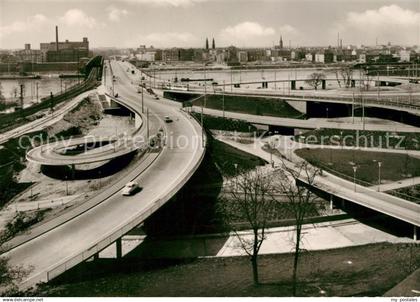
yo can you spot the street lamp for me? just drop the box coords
[352,165,358,192]
[65,175,69,196]
[377,161,382,191]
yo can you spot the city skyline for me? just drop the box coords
[0,0,419,49]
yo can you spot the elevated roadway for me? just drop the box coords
[4,59,205,289]
[165,88,420,116]
[26,135,142,166]
[218,135,420,238]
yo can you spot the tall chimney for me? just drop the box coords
[55,26,59,51]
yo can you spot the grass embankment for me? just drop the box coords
[394,185,420,203]
[295,129,420,151]
[37,242,420,297]
[208,137,266,177]
[47,97,102,137]
[295,148,420,185]
[193,94,305,119]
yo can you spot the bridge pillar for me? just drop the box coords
[329,195,334,210]
[116,238,122,259]
[135,113,142,129]
[414,226,418,241]
[321,79,326,90]
[93,253,99,260]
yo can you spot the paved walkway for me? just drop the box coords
[97,219,412,259]
[217,219,412,257]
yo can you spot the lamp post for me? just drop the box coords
[234,163,238,190]
[353,165,358,192]
[377,161,382,192]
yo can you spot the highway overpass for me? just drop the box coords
[164,89,420,117]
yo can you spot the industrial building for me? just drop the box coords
[39,26,90,62]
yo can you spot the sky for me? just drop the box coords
[0,0,419,49]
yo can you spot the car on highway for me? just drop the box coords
[164,116,173,123]
[121,181,141,196]
[154,95,159,100]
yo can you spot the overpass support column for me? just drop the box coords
[414,226,418,241]
[329,195,334,210]
[116,238,122,259]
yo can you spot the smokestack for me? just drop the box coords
[55,26,59,51]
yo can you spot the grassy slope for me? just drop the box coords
[208,137,266,177]
[193,94,305,119]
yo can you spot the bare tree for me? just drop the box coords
[305,72,326,90]
[276,160,320,296]
[218,167,276,285]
